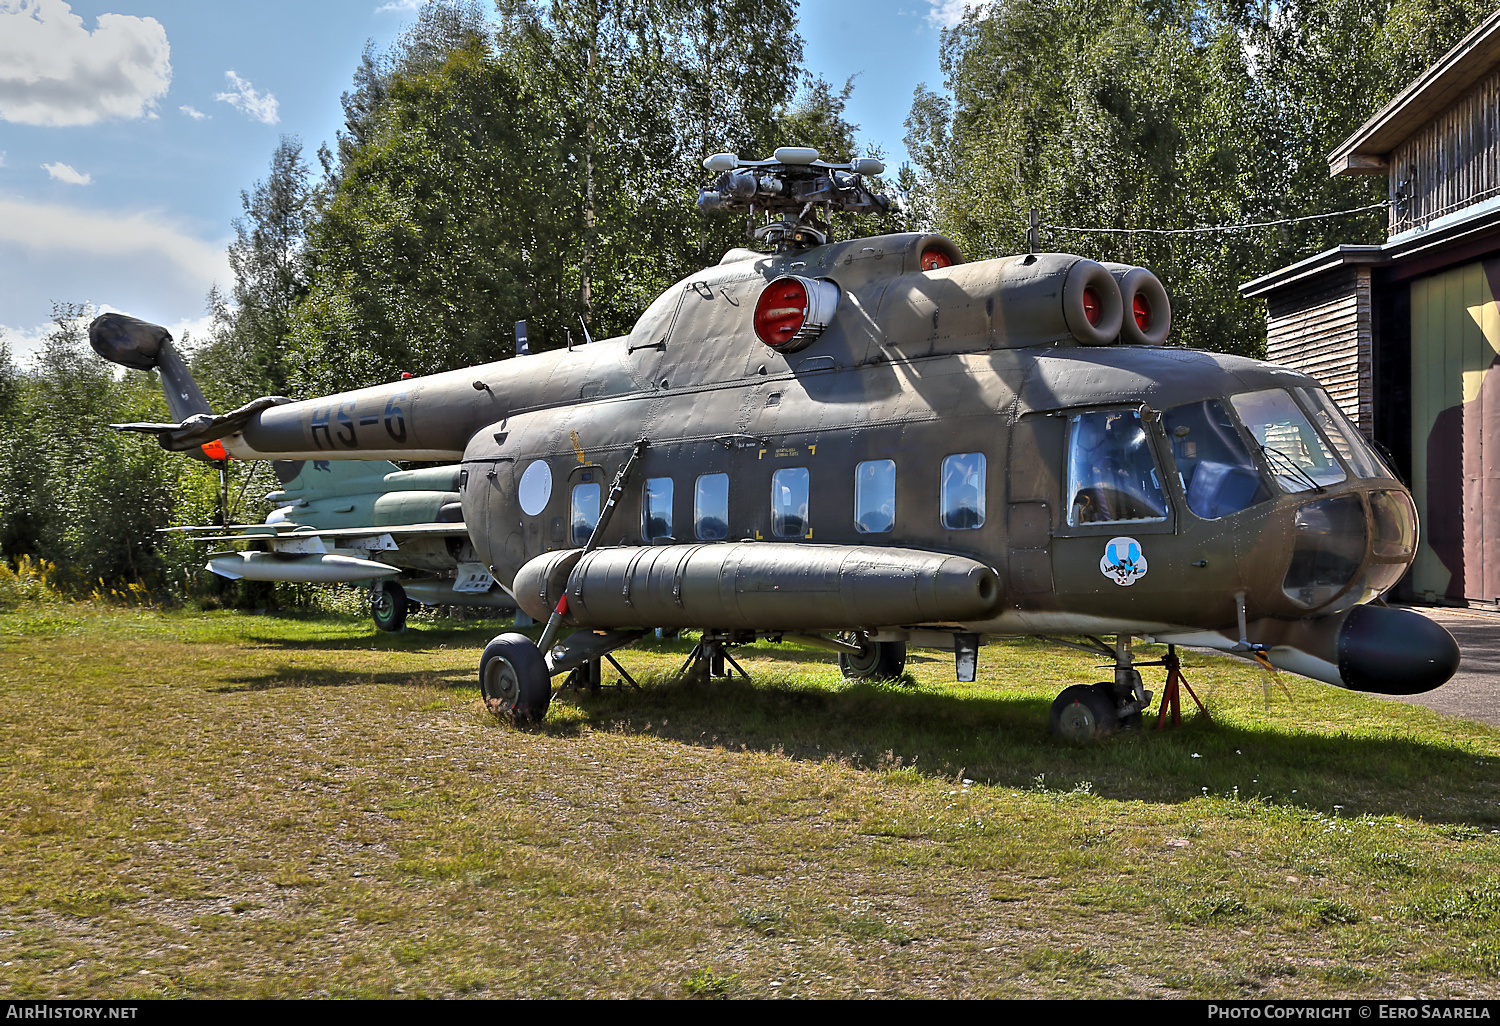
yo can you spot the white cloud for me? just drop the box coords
[214,70,279,125]
[926,0,994,28]
[0,320,52,367]
[0,0,171,127]
[3,309,217,370]
[0,151,6,167]
[179,104,207,120]
[375,0,422,12]
[42,161,91,185]
[0,196,229,293]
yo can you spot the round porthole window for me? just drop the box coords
[518,459,552,516]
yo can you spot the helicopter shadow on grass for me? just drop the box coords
[209,662,474,693]
[550,669,1500,827]
[235,622,508,653]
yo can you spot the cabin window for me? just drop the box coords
[1230,389,1346,492]
[1296,387,1392,480]
[1161,399,1270,520]
[855,459,895,533]
[772,467,810,537]
[695,473,729,540]
[571,482,600,545]
[1066,411,1168,525]
[941,452,986,529]
[642,477,673,541]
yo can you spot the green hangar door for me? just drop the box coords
[1412,257,1500,602]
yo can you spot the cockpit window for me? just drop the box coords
[1230,389,1346,492]
[1161,399,1271,519]
[1066,410,1168,525]
[1295,387,1393,480]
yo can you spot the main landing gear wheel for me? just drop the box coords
[479,633,552,724]
[371,580,408,632]
[1049,683,1120,742]
[838,636,907,680]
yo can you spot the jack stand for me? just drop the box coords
[560,654,643,692]
[1138,645,1211,729]
[605,652,641,690]
[561,658,603,693]
[676,634,751,682]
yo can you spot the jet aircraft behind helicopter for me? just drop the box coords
[85,316,512,631]
[93,147,1460,740]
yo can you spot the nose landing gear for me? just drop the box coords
[1046,635,1158,742]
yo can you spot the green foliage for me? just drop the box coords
[907,0,1496,357]
[0,306,240,602]
[193,139,317,404]
[287,0,807,394]
[0,557,62,611]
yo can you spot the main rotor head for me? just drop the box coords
[697,146,893,251]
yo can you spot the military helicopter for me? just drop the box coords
[88,316,513,631]
[93,146,1460,740]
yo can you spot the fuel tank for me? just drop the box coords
[512,542,1003,631]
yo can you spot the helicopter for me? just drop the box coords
[92,146,1460,740]
[87,316,513,631]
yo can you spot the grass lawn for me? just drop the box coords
[1,603,1498,998]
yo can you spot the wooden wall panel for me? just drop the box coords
[1389,67,1500,234]
[1410,258,1500,602]
[1265,266,1373,434]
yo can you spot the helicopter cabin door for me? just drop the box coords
[1049,406,1178,611]
[1006,412,1062,603]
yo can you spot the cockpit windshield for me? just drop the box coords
[1161,399,1271,519]
[1229,389,1347,493]
[1294,387,1395,481]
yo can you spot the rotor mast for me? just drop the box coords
[696,146,893,252]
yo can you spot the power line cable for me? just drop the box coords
[1041,200,1389,237]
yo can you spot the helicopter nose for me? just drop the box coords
[1337,604,1460,695]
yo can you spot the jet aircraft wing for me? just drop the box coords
[166,522,470,544]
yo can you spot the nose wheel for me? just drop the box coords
[1049,684,1119,741]
[837,634,907,680]
[479,633,552,723]
[1045,635,1156,741]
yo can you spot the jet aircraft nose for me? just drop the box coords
[1337,604,1460,695]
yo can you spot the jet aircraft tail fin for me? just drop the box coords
[89,313,219,452]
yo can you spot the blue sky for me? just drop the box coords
[0,0,979,363]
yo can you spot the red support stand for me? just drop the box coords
[1153,645,1212,730]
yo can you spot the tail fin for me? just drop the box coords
[89,313,213,423]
